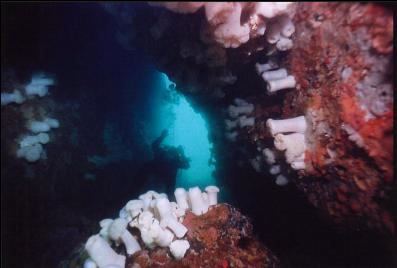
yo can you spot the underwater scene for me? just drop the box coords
[1,2,395,268]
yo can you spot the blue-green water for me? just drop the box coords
[158,73,216,189]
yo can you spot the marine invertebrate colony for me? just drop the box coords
[285,2,394,232]
[82,185,278,267]
[1,2,394,268]
[1,73,60,162]
[151,2,294,49]
[84,186,219,267]
[139,2,393,233]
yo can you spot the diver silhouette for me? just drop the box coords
[136,129,190,197]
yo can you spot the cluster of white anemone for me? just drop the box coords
[84,185,220,268]
[224,98,255,142]
[247,147,289,187]
[1,73,59,162]
[255,60,296,94]
[1,73,55,106]
[265,116,307,170]
[16,116,60,162]
[262,148,289,186]
[150,2,294,49]
[265,15,295,51]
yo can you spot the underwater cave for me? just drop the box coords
[1,2,395,268]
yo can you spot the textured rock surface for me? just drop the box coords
[281,2,393,232]
[128,204,279,268]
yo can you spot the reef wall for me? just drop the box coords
[127,2,394,233]
[283,2,394,232]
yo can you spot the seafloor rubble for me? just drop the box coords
[128,2,394,233]
[128,204,279,268]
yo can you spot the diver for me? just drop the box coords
[136,129,190,197]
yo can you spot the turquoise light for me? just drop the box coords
[159,73,216,189]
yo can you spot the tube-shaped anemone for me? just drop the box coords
[274,133,306,164]
[202,192,209,207]
[204,2,234,24]
[156,198,188,238]
[274,132,303,150]
[269,164,281,175]
[129,211,156,249]
[27,121,51,133]
[205,186,220,206]
[228,104,254,118]
[19,133,50,147]
[83,258,97,268]
[150,199,159,219]
[24,74,54,97]
[250,157,262,173]
[150,192,168,200]
[266,116,307,136]
[213,3,250,48]
[44,118,60,128]
[171,201,186,218]
[276,36,293,51]
[129,211,154,234]
[139,190,162,211]
[16,143,44,162]
[263,148,277,165]
[267,75,296,93]
[225,131,238,142]
[275,174,289,186]
[292,152,305,162]
[174,188,189,211]
[155,197,174,220]
[85,235,126,268]
[291,161,305,170]
[169,239,190,260]
[238,116,255,128]
[119,207,131,222]
[224,119,238,131]
[160,216,188,238]
[255,61,278,75]
[140,228,157,249]
[151,220,174,247]
[138,192,153,211]
[188,187,209,215]
[261,68,288,81]
[125,200,144,218]
[281,19,295,37]
[99,219,113,242]
[1,90,25,106]
[233,98,249,106]
[255,2,293,19]
[108,218,141,255]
